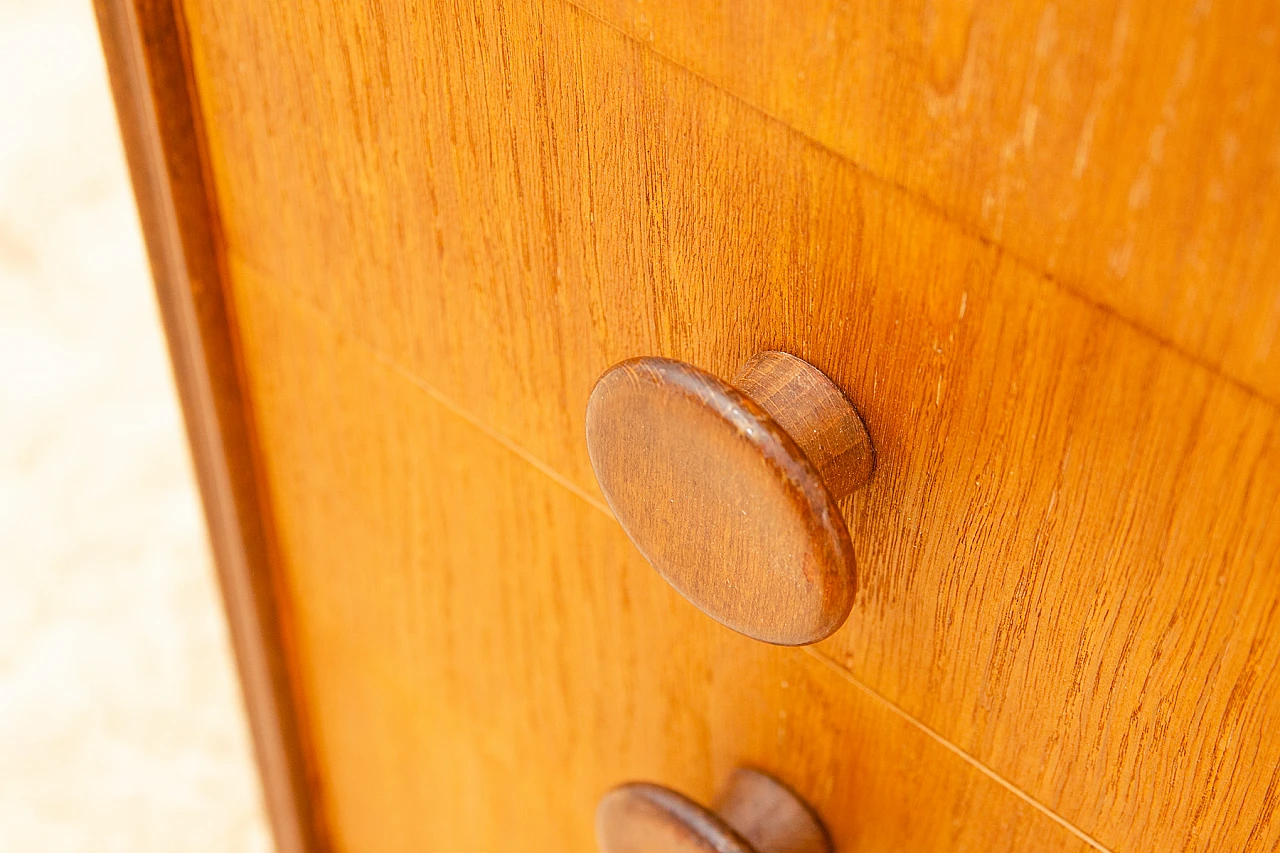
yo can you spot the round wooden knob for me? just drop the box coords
[585,351,874,646]
[596,767,832,853]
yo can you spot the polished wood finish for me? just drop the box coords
[577,0,1280,402]
[597,768,831,853]
[230,273,1098,853]
[585,354,871,645]
[91,3,317,852]
[175,0,1280,848]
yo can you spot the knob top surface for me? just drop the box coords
[585,357,857,646]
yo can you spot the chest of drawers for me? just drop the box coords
[97,1,1280,850]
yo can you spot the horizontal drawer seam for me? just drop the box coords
[554,0,1277,407]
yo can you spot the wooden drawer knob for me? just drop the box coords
[596,768,832,853]
[585,352,873,646]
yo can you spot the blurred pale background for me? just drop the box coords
[0,0,273,850]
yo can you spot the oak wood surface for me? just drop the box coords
[229,272,1100,853]
[90,3,319,852]
[175,0,1280,849]
[586,355,868,646]
[577,0,1280,402]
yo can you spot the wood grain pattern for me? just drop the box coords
[586,355,866,646]
[576,0,1280,402]
[228,270,1099,853]
[90,3,319,852]
[176,0,1280,849]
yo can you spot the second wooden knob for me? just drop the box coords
[597,768,832,853]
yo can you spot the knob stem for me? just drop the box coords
[713,768,833,853]
[733,352,874,502]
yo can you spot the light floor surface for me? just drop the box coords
[0,1,272,850]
